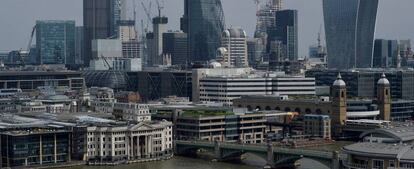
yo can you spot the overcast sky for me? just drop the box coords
[0,0,413,57]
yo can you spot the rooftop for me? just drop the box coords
[360,122,414,142]
[343,142,414,160]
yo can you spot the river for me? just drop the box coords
[67,155,329,169]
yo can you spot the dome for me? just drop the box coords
[209,61,222,68]
[83,70,129,90]
[333,73,346,87]
[377,73,390,85]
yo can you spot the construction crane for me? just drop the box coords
[18,25,36,66]
[155,0,164,17]
[141,1,153,33]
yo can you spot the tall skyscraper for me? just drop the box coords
[267,10,298,61]
[373,39,399,68]
[36,20,75,65]
[163,31,188,66]
[181,0,225,64]
[221,28,249,67]
[75,26,84,67]
[254,0,283,37]
[83,0,125,66]
[152,17,168,66]
[323,0,379,69]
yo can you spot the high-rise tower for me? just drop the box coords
[83,0,125,67]
[323,0,379,69]
[181,0,225,64]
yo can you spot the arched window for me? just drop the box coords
[305,108,312,114]
[341,91,345,98]
[294,108,301,114]
[284,107,291,112]
[386,89,389,96]
[247,105,252,111]
[255,106,261,111]
[265,106,271,111]
[275,107,281,111]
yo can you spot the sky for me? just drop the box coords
[0,0,413,57]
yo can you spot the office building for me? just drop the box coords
[152,17,168,66]
[0,71,85,91]
[247,38,265,67]
[83,0,125,66]
[399,40,413,66]
[118,20,141,60]
[220,28,249,67]
[36,20,75,65]
[306,69,414,100]
[74,26,85,67]
[153,109,266,144]
[254,0,283,37]
[91,101,151,122]
[163,31,188,66]
[0,129,71,168]
[181,0,225,63]
[373,39,399,68]
[323,0,379,69]
[197,73,316,106]
[272,10,298,61]
[127,70,192,102]
[303,115,331,139]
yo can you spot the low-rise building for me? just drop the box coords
[75,120,173,164]
[194,68,315,106]
[153,109,266,144]
[91,101,151,122]
[303,114,331,139]
[0,129,71,168]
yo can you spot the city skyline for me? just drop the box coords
[0,0,413,58]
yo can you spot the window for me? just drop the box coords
[372,159,384,169]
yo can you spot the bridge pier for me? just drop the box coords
[331,151,340,169]
[213,141,222,161]
[265,143,275,169]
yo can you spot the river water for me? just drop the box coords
[67,155,329,169]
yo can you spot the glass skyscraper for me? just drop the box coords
[83,0,124,67]
[36,20,75,65]
[181,0,225,63]
[323,0,379,69]
[275,10,298,61]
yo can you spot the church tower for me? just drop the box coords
[377,73,391,121]
[331,73,347,135]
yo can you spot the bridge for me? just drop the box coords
[175,140,340,169]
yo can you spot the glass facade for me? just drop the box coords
[181,0,225,63]
[83,0,123,66]
[36,20,75,65]
[323,0,379,69]
[274,10,298,61]
[1,131,70,167]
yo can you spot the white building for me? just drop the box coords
[221,28,249,67]
[193,68,315,106]
[84,120,173,163]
